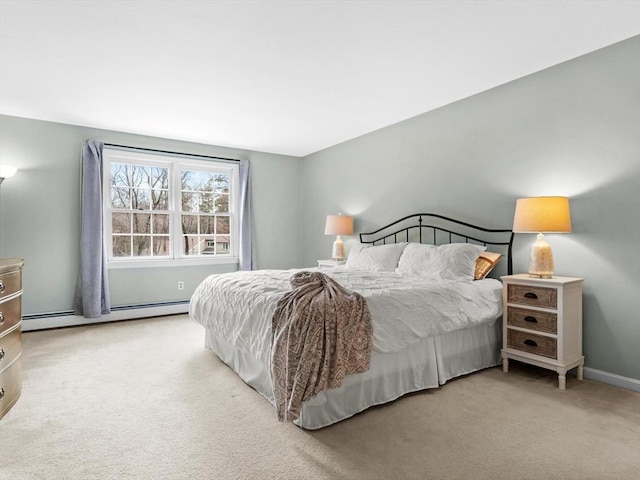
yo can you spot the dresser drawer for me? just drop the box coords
[0,358,22,419]
[0,325,22,373]
[507,284,557,309]
[0,296,22,335]
[507,306,557,334]
[0,270,22,300]
[507,329,557,359]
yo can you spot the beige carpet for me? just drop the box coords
[1,315,639,480]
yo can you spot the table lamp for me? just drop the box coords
[513,196,572,278]
[324,214,353,261]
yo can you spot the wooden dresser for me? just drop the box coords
[0,258,24,419]
[501,274,584,390]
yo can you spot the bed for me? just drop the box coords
[189,213,514,429]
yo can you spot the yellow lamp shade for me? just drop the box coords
[324,215,353,236]
[513,197,572,233]
[513,197,571,278]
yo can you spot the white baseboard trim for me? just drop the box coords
[583,367,640,393]
[22,302,190,331]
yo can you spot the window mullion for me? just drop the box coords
[171,163,183,260]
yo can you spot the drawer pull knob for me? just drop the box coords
[0,349,4,361]
[0,281,4,293]
[0,388,4,400]
[0,313,4,324]
[524,292,538,299]
[524,339,538,347]
[524,316,538,323]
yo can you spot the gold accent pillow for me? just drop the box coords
[474,252,502,280]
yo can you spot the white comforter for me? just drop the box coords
[189,268,503,366]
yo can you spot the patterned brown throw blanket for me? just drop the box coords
[271,271,373,422]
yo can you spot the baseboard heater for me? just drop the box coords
[21,300,190,331]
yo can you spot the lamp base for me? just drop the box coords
[528,273,553,279]
[332,235,345,261]
[528,233,554,278]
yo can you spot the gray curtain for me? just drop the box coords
[73,140,111,317]
[238,159,256,270]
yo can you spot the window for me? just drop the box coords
[103,148,239,267]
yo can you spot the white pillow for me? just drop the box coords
[395,243,438,276]
[345,243,407,272]
[396,242,486,281]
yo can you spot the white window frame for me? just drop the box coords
[103,148,240,269]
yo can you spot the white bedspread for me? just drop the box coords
[189,268,503,366]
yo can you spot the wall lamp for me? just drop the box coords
[0,165,18,185]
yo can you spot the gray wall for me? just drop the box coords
[301,37,640,380]
[1,37,637,382]
[0,116,301,314]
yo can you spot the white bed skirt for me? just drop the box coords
[204,318,502,430]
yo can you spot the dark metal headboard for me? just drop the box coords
[359,213,514,275]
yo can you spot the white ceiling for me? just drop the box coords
[1,1,639,157]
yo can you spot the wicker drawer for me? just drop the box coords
[507,329,557,359]
[0,358,22,419]
[507,284,557,309]
[507,307,557,334]
[0,296,21,335]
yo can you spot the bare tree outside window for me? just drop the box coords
[181,170,231,256]
[104,149,237,265]
[110,163,170,258]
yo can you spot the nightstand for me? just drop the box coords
[317,259,345,268]
[501,274,584,390]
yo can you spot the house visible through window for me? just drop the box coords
[103,148,239,267]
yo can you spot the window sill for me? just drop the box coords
[107,256,239,269]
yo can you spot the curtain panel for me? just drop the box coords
[73,140,111,318]
[239,159,256,270]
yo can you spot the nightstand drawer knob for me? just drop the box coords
[0,313,4,324]
[0,349,4,361]
[524,316,538,323]
[0,388,4,400]
[524,292,538,299]
[524,339,538,347]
